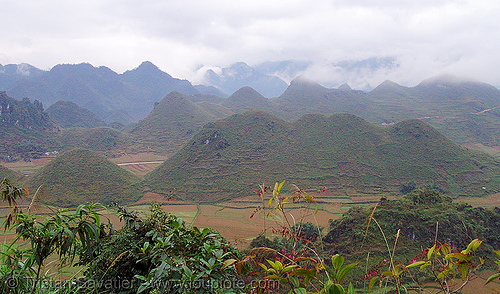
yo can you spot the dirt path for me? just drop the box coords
[116,161,164,166]
[472,105,500,115]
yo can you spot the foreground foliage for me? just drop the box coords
[3,179,500,293]
[87,203,241,293]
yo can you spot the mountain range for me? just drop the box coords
[2,68,500,161]
[131,75,500,154]
[2,61,500,205]
[0,61,288,124]
[203,62,288,98]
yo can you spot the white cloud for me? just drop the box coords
[1,0,499,87]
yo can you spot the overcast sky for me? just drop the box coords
[1,0,499,89]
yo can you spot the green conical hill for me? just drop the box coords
[27,149,141,207]
[144,111,500,202]
[130,91,219,153]
[221,86,274,111]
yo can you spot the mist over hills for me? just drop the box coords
[145,111,500,202]
[202,62,289,98]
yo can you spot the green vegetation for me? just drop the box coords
[46,100,107,128]
[87,203,240,293]
[3,179,500,293]
[0,165,22,183]
[130,91,221,154]
[145,111,500,202]
[324,188,500,287]
[25,149,141,206]
[221,86,278,113]
[0,92,58,159]
[4,75,500,159]
[56,127,131,153]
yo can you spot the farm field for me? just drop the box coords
[0,152,168,177]
[5,190,500,249]
[0,190,373,249]
[3,188,500,291]
[1,156,55,176]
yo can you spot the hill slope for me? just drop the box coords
[56,127,130,153]
[0,91,58,159]
[130,91,222,153]
[0,165,23,183]
[46,100,107,128]
[323,189,500,284]
[26,149,141,206]
[221,86,276,112]
[144,111,500,201]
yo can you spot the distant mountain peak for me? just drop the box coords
[370,80,405,93]
[0,63,45,77]
[228,86,264,99]
[338,83,352,90]
[162,91,187,102]
[419,74,480,86]
[223,62,255,78]
[222,86,270,110]
[289,76,320,86]
[203,62,288,98]
[290,75,310,83]
[138,60,159,70]
[126,61,171,77]
[379,80,400,87]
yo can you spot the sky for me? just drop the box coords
[1,0,500,89]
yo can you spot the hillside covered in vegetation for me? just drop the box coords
[0,165,22,183]
[323,188,500,283]
[145,110,500,201]
[0,91,58,160]
[26,149,141,206]
[46,100,107,128]
[130,91,224,153]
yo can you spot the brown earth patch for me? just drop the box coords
[133,192,176,204]
[108,152,168,164]
[32,156,55,166]
[193,205,268,248]
[457,193,500,207]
